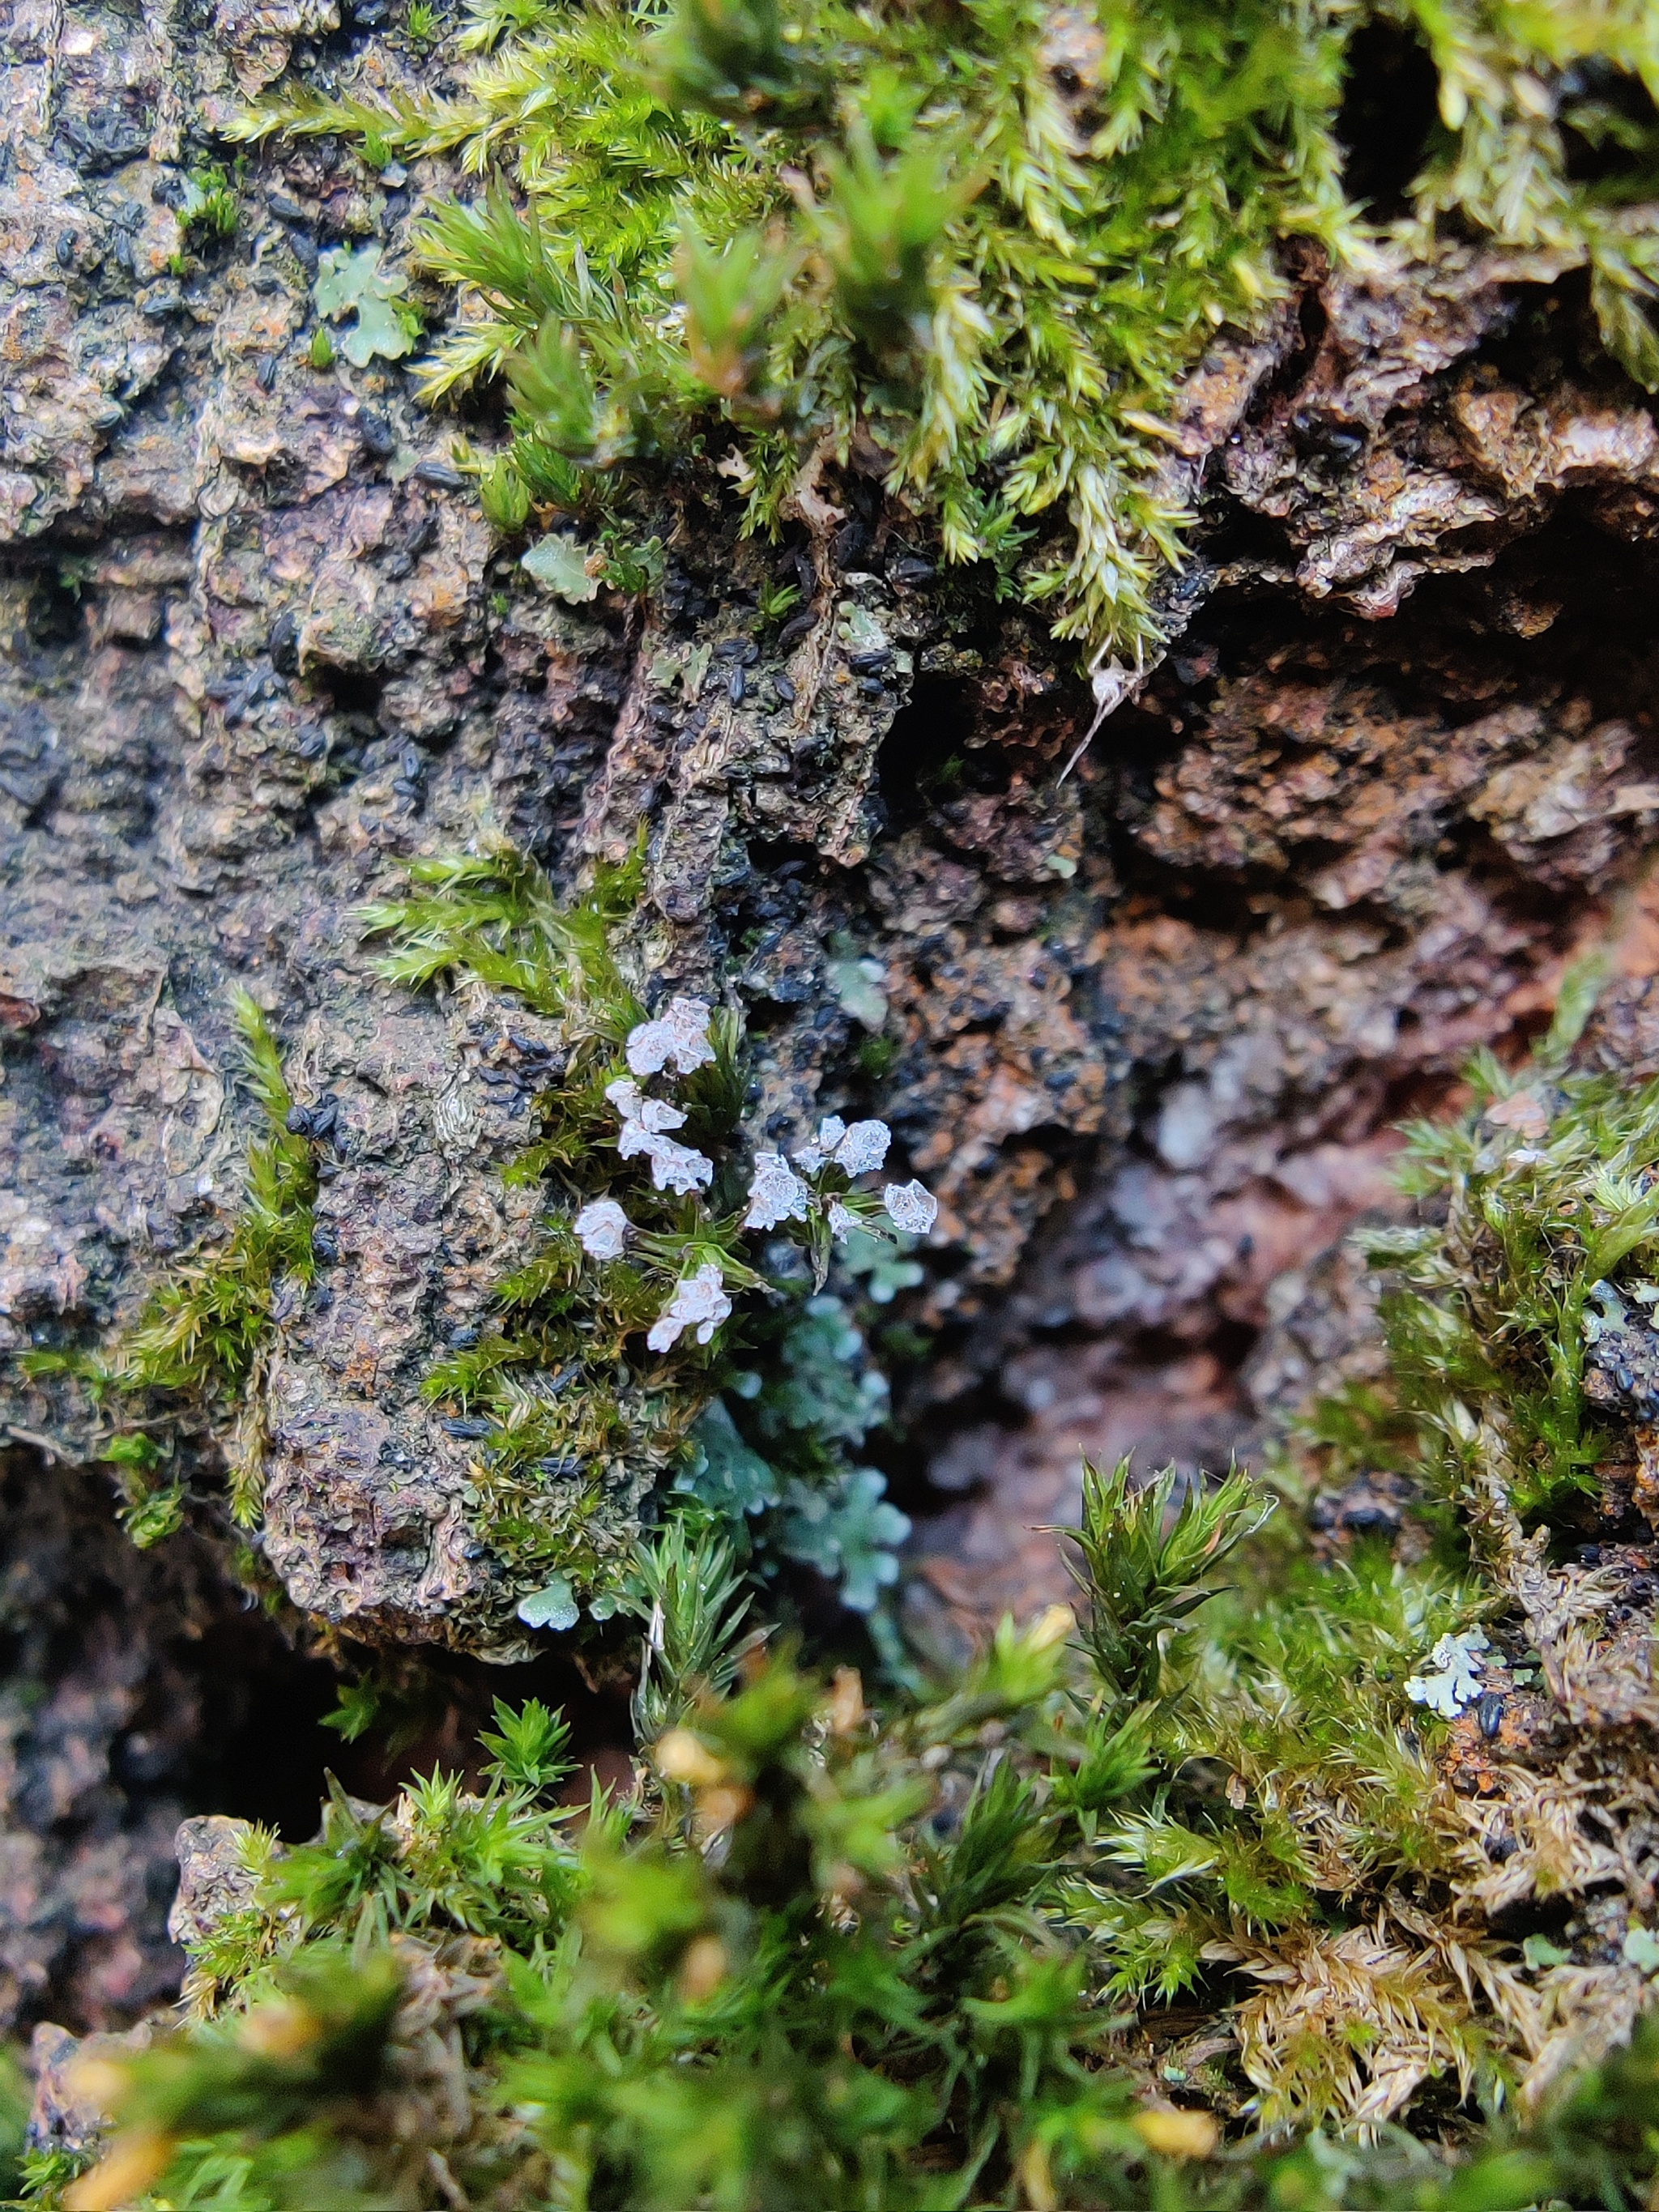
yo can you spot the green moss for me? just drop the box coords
[117,994,317,1406]
[40,1512,1659,2211]
[1039,1029,1659,2136]
[1045,1457,1504,2130]
[1363,1042,1659,1525]
[57,899,1659,2184]
[855,1032,900,1081]
[1038,1022,1659,2130]
[20,992,318,1536]
[1071,1017,1659,2136]
[0,2046,30,2204]
[177,161,241,243]
[1068,1528,1494,2066]
[232,0,1659,661]
[360,842,919,1622]
[356,844,743,1613]
[36,1533,1142,2210]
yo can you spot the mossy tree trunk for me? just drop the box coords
[5,0,1659,2068]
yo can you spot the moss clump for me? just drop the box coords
[362,844,743,1432]
[233,0,1659,661]
[115,995,318,1406]
[1366,1046,1659,1528]
[1070,1025,1659,2139]
[40,1507,1659,2212]
[19,991,318,1543]
[175,160,242,243]
[1145,1025,1659,2137]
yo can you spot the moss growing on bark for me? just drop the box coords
[19,993,318,1543]
[45,1014,1659,2198]
[33,1485,1659,2212]
[70,846,922,1627]
[357,842,923,1624]
[233,0,1659,663]
[116,995,318,1409]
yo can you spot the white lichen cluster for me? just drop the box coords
[574,999,936,1353]
[646,1262,732,1353]
[571,1197,629,1260]
[608,1077,714,1196]
[744,1114,939,1247]
[624,995,719,1080]
[1404,1629,1490,1720]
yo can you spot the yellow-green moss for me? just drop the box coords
[236,0,1659,660]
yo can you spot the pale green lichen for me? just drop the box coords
[313,243,424,365]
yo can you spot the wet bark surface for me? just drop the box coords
[6,0,1659,2031]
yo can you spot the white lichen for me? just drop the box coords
[639,1134,715,1195]
[574,1198,630,1259]
[883,1179,939,1236]
[1404,1629,1491,1720]
[606,1078,686,1134]
[625,996,716,1078]
[833,1119,891,1176]
[608,1077,713,1194]
[744,1152,812,1230]
[647,1261,732,1353]
[793,1115,847,1174]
